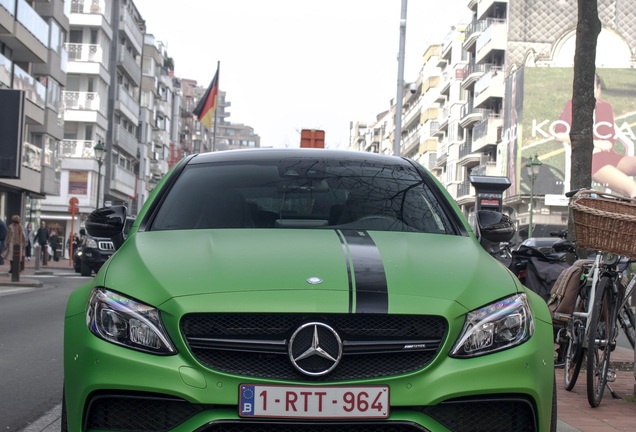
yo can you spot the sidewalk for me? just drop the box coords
[556,345,635,431]
[0,256,75,287]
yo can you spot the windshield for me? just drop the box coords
[149,157,455,234]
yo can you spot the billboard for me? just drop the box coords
[503,67,636,197]
[0,90,25,179]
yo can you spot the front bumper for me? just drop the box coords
[64,310,554,432]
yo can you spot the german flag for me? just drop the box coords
[193,65,219,129]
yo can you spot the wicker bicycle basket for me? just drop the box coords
[571,190,636,259]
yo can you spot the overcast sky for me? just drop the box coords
[133,0,471,149]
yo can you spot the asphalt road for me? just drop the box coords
[0,272,87,431]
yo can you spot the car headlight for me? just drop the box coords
[450,294,534,358]
[85,237,98,248]
[86,288,177,355]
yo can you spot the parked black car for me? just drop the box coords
[73,232,115,276]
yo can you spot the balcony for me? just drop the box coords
[436,144,448,167]
[118,48,141,86]
[420,107,438,124]
[68,0,111,35]
[429,120,441,137]
[0,51,11,87]
[22,141,41,172]
[475,19,507,64]
[459,99,488,128]
[61,139,96,159]
[13,64,45,123]
[422,74,440,93]
[474,66,504,108]
[438,106,450,131]
[461,62,486,91]
[457,140,481,167]
[116,85,140,123]
[65,43,108,77]
[62,90,108,128]
[477,0,509,21]
[63,90,100,111]
[153,129,169,145]
[119,6,143,54]
[439,70,452,97]
[113,124,139,157]
[456,179,474,201]
[470,161,498,177]
[150,158,169,177]
[111,164,136,198]
[0,0,48,63]
[463,19,487,52]
[403,102,421,132]
[71,0,104,14]
[472,114,503,153]
[401,128,421,156]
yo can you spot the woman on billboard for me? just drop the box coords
[555,74,636,197]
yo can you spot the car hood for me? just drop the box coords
[100,229,518,313]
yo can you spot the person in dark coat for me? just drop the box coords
[50,229,60,261]
[35,221,49,260]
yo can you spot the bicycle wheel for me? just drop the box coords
[564,319,585,391]
[618,302,635,349]
[586,275,619,407]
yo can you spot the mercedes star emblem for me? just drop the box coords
[288,322,343,376]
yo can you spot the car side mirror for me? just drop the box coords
[476,210,515,243]
[85,205,128,250]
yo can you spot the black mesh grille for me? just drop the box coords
[196,421,429,432]
[419,397,537,432]
[181,313,447,381]
[86,393,204,432]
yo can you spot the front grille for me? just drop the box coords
[98,241,115,251]
[181,313,447,381]
[196,421,429,432]
[418,396,537,432]
[85,393,204,432]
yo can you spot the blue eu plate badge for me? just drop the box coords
[240,385,255,416]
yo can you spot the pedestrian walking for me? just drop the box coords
[3,215,26,272]
[50,229,60,262]
[0,217,7,266]
[25,222,34,261]
[35,221,49,261]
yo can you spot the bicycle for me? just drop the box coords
[555,189,636,407]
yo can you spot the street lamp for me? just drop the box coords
[526,154,542,238]
[94,139,105,210]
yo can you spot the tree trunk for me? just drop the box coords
[568,0,601,257]
[570,0,601,191]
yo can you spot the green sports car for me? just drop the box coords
[63,148,556,431]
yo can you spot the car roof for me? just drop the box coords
[188,148,413,167]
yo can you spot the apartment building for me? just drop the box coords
[0,0,68,226]
[38,0,144,247]
[139,33,177,211]
[354,0,636,240]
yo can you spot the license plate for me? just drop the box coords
[239,384,389,419]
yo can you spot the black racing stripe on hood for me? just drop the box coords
[340,229,389,314]
[335,230,354,314]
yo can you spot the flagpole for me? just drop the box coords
[393,0,407,156]
[212,61,220,152]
